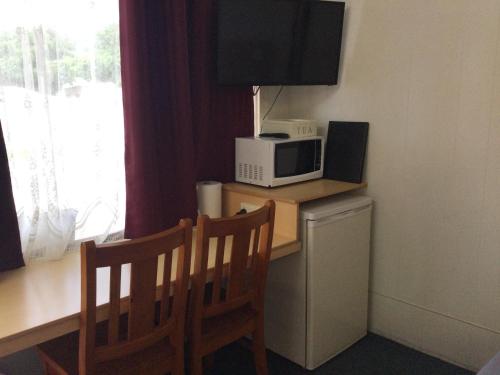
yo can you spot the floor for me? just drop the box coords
[207,334,474,375]
[0,333,475,375]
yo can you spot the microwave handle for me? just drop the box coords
[315,139,322,170]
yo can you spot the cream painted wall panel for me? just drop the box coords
[259,86,290,121]
[476,13,500,331]
[431,0,500,326]
[399,3,476,316]
[476,213,500,330]
[264,0,500,370]
[425,214,484,321]
[442,1,499,220]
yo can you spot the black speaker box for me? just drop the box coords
[323,121,369,183]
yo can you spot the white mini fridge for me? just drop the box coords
[264,194,372,370]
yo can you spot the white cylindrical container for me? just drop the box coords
[196,181,222,218]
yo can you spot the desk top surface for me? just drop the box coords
[0,233,300,357]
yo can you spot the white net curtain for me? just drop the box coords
[0,0,125,261]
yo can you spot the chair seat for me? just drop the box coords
[38,329,175,375]
[200,304,257,355]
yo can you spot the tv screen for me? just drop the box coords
[216,0,345,86]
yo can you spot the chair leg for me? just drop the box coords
[41,360,64,375]
[42,361,50,375]
[38,351,56,375]
[203,353,215,370]
[190,345,203,375]
[172,345,184,375]
[252,318,268,375]
[172,362,183,375]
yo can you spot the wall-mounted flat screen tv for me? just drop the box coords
[216,0,345,86]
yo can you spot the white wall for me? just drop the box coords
[258,86,290,125]
[263,0,500,371]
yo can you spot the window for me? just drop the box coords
[0,0,125,261]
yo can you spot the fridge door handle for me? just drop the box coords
[307,205,372,228]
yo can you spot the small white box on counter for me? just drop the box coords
[261,119,317,138]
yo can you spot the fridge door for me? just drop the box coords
[305,205,372,370]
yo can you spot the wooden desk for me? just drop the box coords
[0,232,300,358]
[0,179,366,358]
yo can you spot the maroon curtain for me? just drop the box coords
[189,0,254,182]
[0,121,24,271]
[119,0,253,238]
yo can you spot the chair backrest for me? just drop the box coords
[79,219,192,374]
[191,201,275,324]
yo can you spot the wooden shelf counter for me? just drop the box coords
[223,179,367,244]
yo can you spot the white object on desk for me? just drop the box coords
[196,181,222,218]
[264,194,372,370]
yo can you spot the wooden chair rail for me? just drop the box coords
[203,208,269,238]
[203,292,255,319]
[94,318,175,363]
[95,227,185,267]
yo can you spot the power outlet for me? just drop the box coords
[240,202,260,213]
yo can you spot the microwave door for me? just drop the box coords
[274,140,319,178]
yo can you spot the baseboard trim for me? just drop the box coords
[368,291,500,372]
[371,290,500,335]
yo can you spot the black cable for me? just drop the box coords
[262,86,284,121]
[253,86,261,96]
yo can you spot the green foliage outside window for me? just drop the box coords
[0,24,120,93]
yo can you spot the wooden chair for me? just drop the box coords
[189,200,276,375]
[37,219,193,375]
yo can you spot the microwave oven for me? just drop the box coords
[235,136,324,187]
